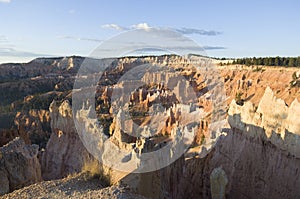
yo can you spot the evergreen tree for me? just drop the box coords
[289,57,295,67]
[263,58,269,66]
[253,57,257,65]
[283,58,289,66]
[297,57,300,67]
[274,56,280,66]
[223,56,300,67]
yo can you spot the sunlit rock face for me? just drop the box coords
[0,109,51,148]
[219,65,300,106]
[38,55,223,185]
[128,87,299,199]
[228,86,300,157]
[0,137,42,195]
[14,109,51,147]
[72,55,226,175]
[41,100,96,180]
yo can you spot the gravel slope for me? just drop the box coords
[1,173,146,199]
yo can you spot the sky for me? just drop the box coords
[0,0,300,63]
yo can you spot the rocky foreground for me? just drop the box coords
[1,173,145,199]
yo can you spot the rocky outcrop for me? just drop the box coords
[0,129,22,147]
[41,100,95,180]
[14,109,51,148]
[210,167,228,199]
[153,87,300,199]
[0,137,42,195]
[228,86,300,157]
[0,109,51,148]
[0,56,83,81]
[219,65,300,106]
[173,127,300,198]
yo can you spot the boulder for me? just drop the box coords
[0,137,42,195]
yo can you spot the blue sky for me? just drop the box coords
[0,0,300,63]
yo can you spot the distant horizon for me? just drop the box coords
[1,53,300,65]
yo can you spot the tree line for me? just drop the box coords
[232,56,300,67]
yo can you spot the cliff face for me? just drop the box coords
[228,87,300,156]
[152,87,300,199]
[0,137,42,195]
[173,127,300,199]
[41,100,95,180]
[0,56,83,81]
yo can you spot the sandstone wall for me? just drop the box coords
[0,137,42,195]
[130,87,300,199]
[41,100,95,180]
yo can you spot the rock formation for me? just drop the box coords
[228,86,300,157]
[14,109,51,148]
[0,137,42,195]
[142,86,300,199]
[0,109,51,148]
[210,167,228,199]
[0,55,299,198]
[219,65,300,105]
[41,100,96,180]
[42,56,299,198]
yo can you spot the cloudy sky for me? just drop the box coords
[0,0,300,63]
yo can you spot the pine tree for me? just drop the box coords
[253,57,257,65]
[297,57,300,67]
[275,56,280,66]
[289,57,295,67]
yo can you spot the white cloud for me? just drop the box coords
[102,23,221,36]
[0,0,11,3]
[131,23,152,31]
[176,28,222,36]
[102,23,152,31]
[58,35,102,43]
[202,46,226,50]
[101,24,128,31]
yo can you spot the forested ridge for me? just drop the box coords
[232,56,300,67]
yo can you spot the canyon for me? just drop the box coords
[0,55,299,198]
